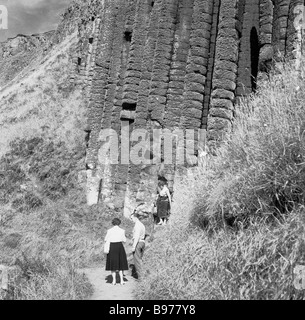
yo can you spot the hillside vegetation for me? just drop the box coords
[0,32,102,300]
[137,61,305,300]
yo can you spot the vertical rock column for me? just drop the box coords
[124,0,179,215]
[146,0,179,194]
[86,0,117,205]
[99,1,128,204]
[179,0,213,174]
[286,0,304,62]
[149,0,179,123]
[258,0,274,77]
[136,0,162,128]
[272,0,291,59]
[162,0,194,191]
[132,0,163,204]
[236,0,260,97]
[164,0,194,129]
[123,0,153,215]
[207,0,240,143]
[86,1,116,169]
[201,0,221,130]
[181,0,213,130]
[112,0,137,210]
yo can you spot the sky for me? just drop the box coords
[0,0,71,42]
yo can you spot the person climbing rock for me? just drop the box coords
[130,212,146,280]
[156,178,171,225]
[104,218,129,285]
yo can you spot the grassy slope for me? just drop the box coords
[0,33,83,158]
[0,32,100,300]
[137,62,305,300]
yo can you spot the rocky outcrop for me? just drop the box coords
[0,0,90,88]
[0,31,55,87]
[72,0,303,214]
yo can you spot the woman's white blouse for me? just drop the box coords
[159,185,169,197]
[105,226,127,243]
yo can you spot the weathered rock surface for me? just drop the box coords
[69,0,304,214]
[2,0,302,215]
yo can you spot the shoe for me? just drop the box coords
[120,282,126,285]
[112,282,116,285]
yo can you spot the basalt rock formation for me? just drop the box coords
[71,0,303,214]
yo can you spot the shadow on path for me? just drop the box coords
[79,267,137,300]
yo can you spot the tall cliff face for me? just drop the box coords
[73,0,303,214]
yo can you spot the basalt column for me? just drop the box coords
[286,0,304,61]
[86,0,119,206]
[236,0,260,96]
[99,0,129,205]
[127,0,164,208]
[272,0,291,59]
[163,0,194,187]
[201,0,221,130]
[207,0,240,143]
[175,0,213,176]
[111,0,137,209]
[258,0,274,78]
[144,0,179,197]
[124,0,161,215]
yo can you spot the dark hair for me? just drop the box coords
[158,180,166,187]
[112,218,121,226]
[131,212,141,219]
[158,176,167,183]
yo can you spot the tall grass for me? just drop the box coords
[1,255,93,300]
[194,61,305,229]
[136,60,305,300]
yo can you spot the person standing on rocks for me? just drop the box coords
[104,218,129,285]
[130,212,146,280]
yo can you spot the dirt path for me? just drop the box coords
[79,221,156,300]
[80,267,137,300]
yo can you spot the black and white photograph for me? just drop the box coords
[0,0,305,304]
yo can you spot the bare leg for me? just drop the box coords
[119,271,125,285]
[111,271,116,285]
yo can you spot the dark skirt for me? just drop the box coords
[106,242,128,271]
[157,195,170,218]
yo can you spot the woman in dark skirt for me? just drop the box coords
[156,179,172,225]
[104,218,128,285]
